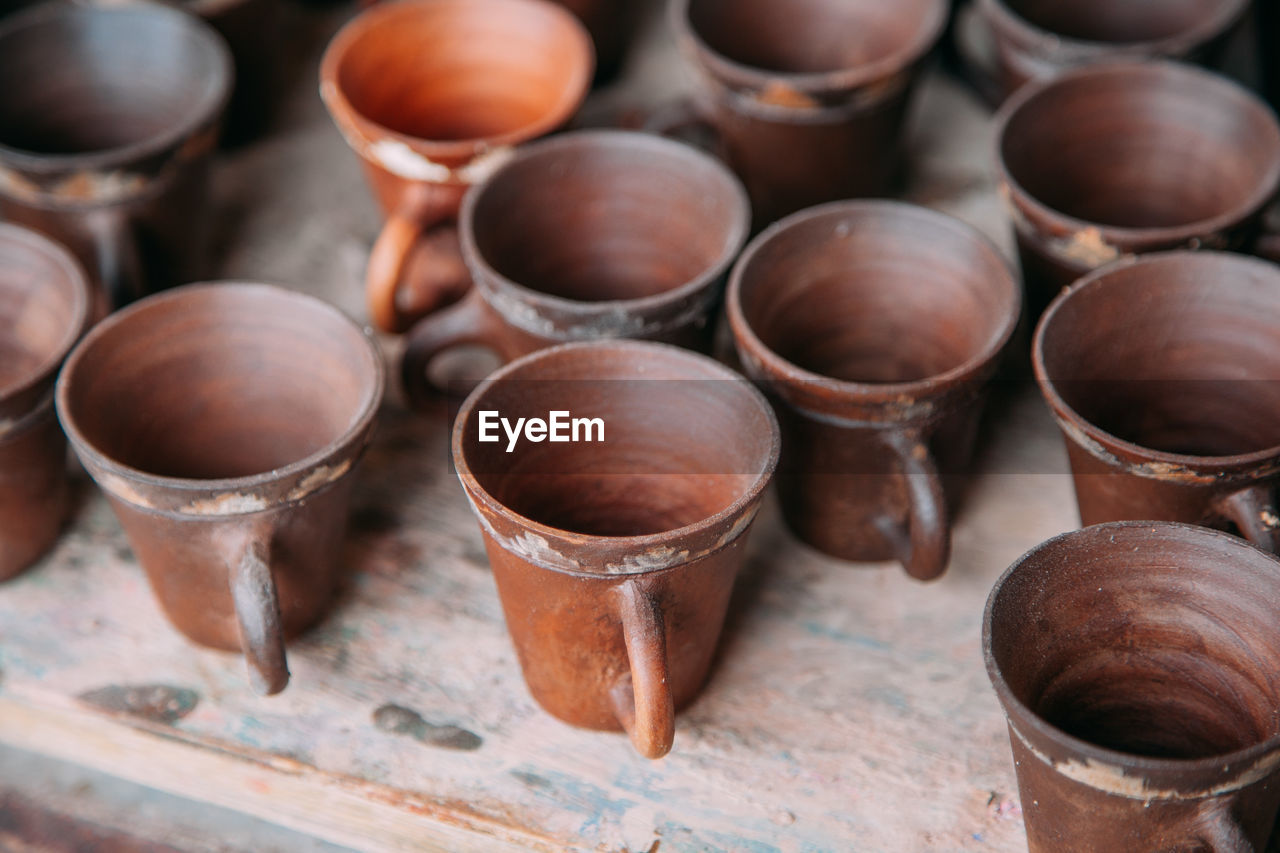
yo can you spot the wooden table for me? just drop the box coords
[0,4,1088,851]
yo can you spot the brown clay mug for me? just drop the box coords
[0,4,232,310]
[0,225,94,581]
[1034,251,1280,554]
[967,0,1249,103]
[55,283,384,695]
[320,0,594,334]
[985,521,1280,852]
[665,0,947,228]
[453,340,779,758]
[400,130,750,404]
[996,61,1280,317]
[727,201,1020,581]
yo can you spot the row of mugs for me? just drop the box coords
[4,194,1280,738]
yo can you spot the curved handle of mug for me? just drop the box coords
[220,528,289,695]
[399,289,508,407]
[609,579,675,760]
[1191,798,1252,852]
[367,201,470,334]
[878,430,950,582]
[90,209,147,308]
[644,98,729,163]
[1215,484,1280,554]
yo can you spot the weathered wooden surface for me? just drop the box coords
[0,3,1084,851]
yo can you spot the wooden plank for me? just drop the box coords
[0,5,1084,850]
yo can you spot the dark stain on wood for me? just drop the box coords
[372,703,483,751]
[77,684,199,725]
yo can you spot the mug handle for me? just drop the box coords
[367,187,472,334]
[1191,798,1251,852]
[878,430,950,582]
[644,98,729,163]
[609,579,675,760]
[89,208,147,308]
[399,289,509,407]
[1214,484,1280,554]
[218,526,289,695]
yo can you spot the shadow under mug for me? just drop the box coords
[55,283,384,695]
[662,0,947,229]
[965,0,1248,104]
[985,521,1280,852]
[400,130,750,405]
[727,200,1020,581]
[0,4,232,311]
[1034,251,1280,554]
[452,340,779,758]
[320,0,594,334]
[0,224,93,581]
[996,60,1280,317]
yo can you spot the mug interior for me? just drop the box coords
[999,0,1235,43]
[685,0,939,75]
[1001,65,1280,229]
[0,228,87,396]
[469,135,746,302]
[988,524,1280,759]
[736,205,1015,384]
[60,285,378,480]
[459,345,775,537]
[1037,253,1280,457]
[0,7,226,156]
[333,0,590,143]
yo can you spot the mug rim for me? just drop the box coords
[978,0,1250,58]
[0,223,94,410]
[458,129,751,325]
[1033,250,1280,472]
[668,0,948,96]
[319,0,594,168]
[54,282,385,499]
[451,339,781,578]
[726,199,1021,403]
[983,520,1280,781]
[0,3,233,175]
[994,60,1280,249]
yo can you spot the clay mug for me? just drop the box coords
[996,61,1280,317]
[0,225,94,581]
[664,0,947,228]
[1034,251,1280,553]
[0,4,232,311]
[55,283,384,695]
[453,340,779,758]
[985,521,1280,852]
[968,0,1248,103]
[400,130,750,404]
[320,0,594,333]
[727,201,1020,581]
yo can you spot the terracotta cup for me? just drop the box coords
[727,201,1020,581]
[985,521,1280,852]
[400,130,750,404]
[0,225,94,581]
[55,283,384,695]
[971,0,1248,103]
[996,61,1280,317]
[453,340,779,758]
[0,4,232,310]
[1034,251,1280,554]
[320,0,594,334]
[665,0,947,228]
